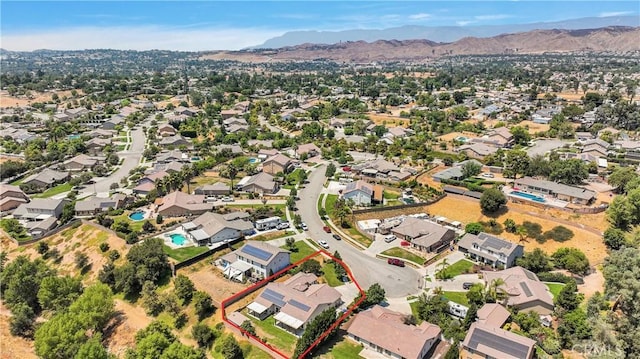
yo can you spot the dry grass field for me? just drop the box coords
[366,113,411,127]
[0,90,82,108]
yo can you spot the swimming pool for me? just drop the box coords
[511,191,545,203]
[129,211,145,221]
[249,157,260,164]
[455,136,469,142]
[68,134,81,140]
[170,233,186,246]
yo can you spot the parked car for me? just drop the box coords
[318,240,330,249]
[332,234,341,241]
[384,235,397,243]
[277,222,290,230]
[323,226,331,233]
[481,173,495,178]
[221,196,234,202]
[387,258,405,267]
[300,223,308,230]
[462,282,474,290]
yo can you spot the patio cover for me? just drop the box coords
[247,301,268,314]
[274,312,304,330]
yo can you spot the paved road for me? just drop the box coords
[297,163,421,298]
[80,122,147,197]
[526,139,571,157]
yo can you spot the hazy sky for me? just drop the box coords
[1,1,638,51]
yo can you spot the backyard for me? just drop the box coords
[243,312,297,355]
[32,183,72,198]
[283,240,317,263]
[440,259,474,278]
[442,291,469,306]
[322,262,344,287]
[545,282,566,298]
[380,247,426,265]
[162,245,209,262]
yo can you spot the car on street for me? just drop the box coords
[323,226,331,233]
[462,282,474,290]
[384,235,397,243]
[387,258,405,267]
[221,196,234,202]
[300,223,308,230]
[332,234,341,240]
[318,240,330,249]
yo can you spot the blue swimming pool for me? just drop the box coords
[68,134,81,140]
[170,233,186,246]
[129,211,145,221]
[455,136,469,142]
[511,191,545,203]
[249,157,260,164]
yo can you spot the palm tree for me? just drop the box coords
[484,278,507,304]
[182,165,195,194]
[516,226,528,242]
[435,258,450,280]
[224,164,239,193]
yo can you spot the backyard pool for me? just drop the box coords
[68,134,81,140]
[511,191,545,203]
[249,157,260,164]
[129,211,145,221]
[170,233,187,246]
[455,136,469,143]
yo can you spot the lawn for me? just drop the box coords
[162,245,209,262]
[251,231,296,242]
[409,301,423,324]
[227,203,286,211]
[317,193,325,217]
[383,191,400,200]
[326,339,363,358]
[545,282,566,298]
[110,212,146,232]
[342,226,373,248]
[32,183,72,198]
[246,314,297,353]
[283,240,317,263]
[441,259,474,278]
[380,247,426,265]
[325,194,338,218]
[442,291,470,306]
[322,262,344,287]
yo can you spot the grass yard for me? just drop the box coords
[246,314,297,353]
[383,191,400,200]
[545,282,566,298]
[322,262,344,287]
[252,231,296,241]
[342,226,373,248]
[283,240,317,263]
[110,212,146,232]
[227,203,286,211]
[441,259,474,277]
[380,247,426,265]
[324,339,364,358]
[162,245,209,262]
[317,193,325,216]
[32,183,72,198]
[442,291,470,306]
[325,194,338,218]
[409,301,423,324]
[10,178,23,185]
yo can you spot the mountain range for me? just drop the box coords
[251,15,639,49]
[202,26,640,63]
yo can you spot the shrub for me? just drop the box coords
[543,226,574,242]
[99,243,110,252]
[537,272,573,283]
[521,221,543,240]
[465,222,483,235]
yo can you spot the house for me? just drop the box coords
[247,272,342,336]
[86,129,114,139]
[156,150,189,164]
[65,107,89,119]
[220,109,241,119]
[353,158,400,179]
[390,217,456,253]
[194,183,230,196]
[458,143,499,159]
[219,240,290,280]
[75,195,126,217]
[514,177,597,205]
[226,123,249,133]
[156,191,211,217]
[487,127,514,147]
[174,106,199,117]
[460,322,536,359]
[217,144,244,156]
[159,134,191,148]
[133,171,169,195]
[13,198,68,221]
[62,154,102,171]
[295,143,321,159]
[342,180,375,206]
[476,303,511,328]
[432,160,484,182]
[576,132,596,141]
[258,148,279,159]
[223,117,248,127]
[158,124,177,137]
[181,211,254,246]
[457,232,524,268]
[582,144,608,158]
[102,116,124,130]
[25,217,58,239]
[237,172,278,195]
[346,305,441,359]
[22,169,69,191]
[86,137,112,155]
[262,154,292,175]
[0,184,29,212]
[482,266,554,315]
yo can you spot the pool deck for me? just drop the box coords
[162,227,196,249]
[506,188,568,208]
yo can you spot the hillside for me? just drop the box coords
[203,26,640,63]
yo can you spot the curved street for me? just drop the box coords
[297,163,421,298]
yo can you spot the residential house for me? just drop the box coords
[458,143,499,159]
[237,172,278,195]
[22,168,69,191]
[219,240,290,280]
[174,106,199,117]
[133,170,169,196]
[13,198,68,221]
[227,123,249,134]
[65,107,89,120]
[576,132,596,141]
[223,117,248,127]
[25,217,58,239]
[181,211,254,246]
[62,154,102,171]
[75,194,126,217]
[158,124,177,137]
[258,148,279,159]
[353,158,400,179]
[514,177,597,205]
[432,160,484,182]
[460,322,536,359]
[156,161,186,174]
[382,126,412,143]
[156,191,211,217]
[262,154,292,175]
[194,183,230,196]
[476,303,511,328]
[295,143,321,159]
[86,137,112,155]
[343,180,377,206]
[247,272,342,336]
[482,266,554,315]
[159,134,191,148]
[487,127,514,147]
[220,109,241,119]
[217,144,244,156]
[102,115,124,130]
[581,143,608,158]
[156,150,189,164]
[0,184,29,212]
[346,305,441,359]
[458,232,524,268]
[390,217,456,253]
[86,129,114,139]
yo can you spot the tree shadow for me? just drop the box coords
[102,310,126,340]
[306,328,349,357]
[482,206,509,219]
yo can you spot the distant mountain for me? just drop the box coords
[251,15,639,49]
[204,26,640,62]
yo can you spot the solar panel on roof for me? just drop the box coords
[520,282,533,297]
[288,299,311,312]
[241,245,273,261]
[261,288,286,307]
[470,328,530,359]
[480,234,509,250]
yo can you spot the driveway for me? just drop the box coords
[526,139,571,157]
[80,121,148,197]
[297,164,421,298]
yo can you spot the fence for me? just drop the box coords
[351,193,446,215]
[173,238,243,272]
[508,197,608,214]
[7,219,82,246]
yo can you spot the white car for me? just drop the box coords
[301,223,308,230]
[384,235,397,243]
[318,240,330,249]
[277,222,290,230]
[481,173,495,178]
[221,196,235,202]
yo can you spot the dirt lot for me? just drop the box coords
[0,90,82,108]
[437,131,480,142]
[0,305,36,359]
[519,120,551,134]
[366,113,410,127]
[182,259,248,307]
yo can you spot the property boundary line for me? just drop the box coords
[220,249,366,359]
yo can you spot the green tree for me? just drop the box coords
[558,308,591,348]
[479,188,506,214]
[174,274,195,304]
[608,167,638,193]
[466,284,485,306]
[603,227,627,250]
[74,251,89,271]
[1,255,54,312]
[141,281,163,316]
[191,323,216,348]
[299,259,323,276]
[607,195,633,230]
[9,302,36,338]
[68,283,114,332]
[503,218,517,233]
[220,335,243,359]
[34,312,88,359]
[552,248,590,276]
[293,307,338,358]
[74,335,112,359]
[503,150,530,179]
[549,158,588,185]
[516,248,552,273]
[240,320,257,336]
[510,126,531,146]
[126,237,170,284]
[360,283,386,308]
[325,163,336,178]
[193,291,213,320]
[461,161,482,179]
[37,275,83,312]
[555,280,582,312]
[160,342,205,359]
[465,222,484,235]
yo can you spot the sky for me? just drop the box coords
[1,1,638,51]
